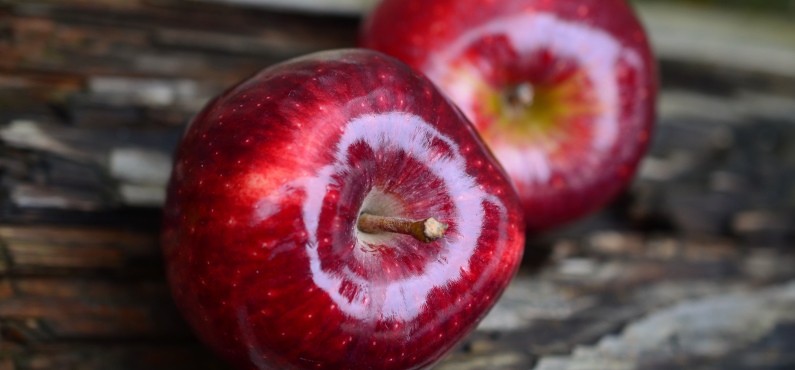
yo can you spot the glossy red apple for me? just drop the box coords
[361,0,657,233]
[161,49,525,370]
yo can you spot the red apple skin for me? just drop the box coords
[161,49,524,370]
[361,0,657,233]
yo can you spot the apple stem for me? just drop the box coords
[357,214,449,243]
[507,82,535,108]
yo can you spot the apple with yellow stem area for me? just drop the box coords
[361,0,658,233]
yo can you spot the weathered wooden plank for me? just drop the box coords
[5,242,125,270]
[0,226,156,248]
[532,281,795,370]
[2,344,226,370]
[0,226,160,276]
[4,0,356,80]
[190,0,377,15]
[0,277,189,341]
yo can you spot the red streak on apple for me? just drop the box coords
[162,50,525,369]
[361,0,657,233]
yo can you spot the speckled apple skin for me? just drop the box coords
[361,0,657,233]
[161,49,525,370]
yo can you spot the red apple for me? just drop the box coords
[360,0,657,233]
[161,49,525,370]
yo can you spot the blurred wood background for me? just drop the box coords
[1,1,794,369]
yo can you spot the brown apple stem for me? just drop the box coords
[506,82,535,108]
[357,214,448,243]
